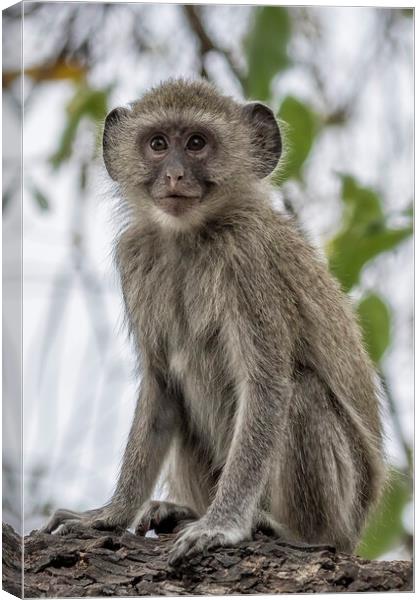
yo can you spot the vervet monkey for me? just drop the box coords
[43,79,385,565]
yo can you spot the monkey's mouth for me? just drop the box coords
[155,194,200,217]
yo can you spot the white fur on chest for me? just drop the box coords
[167,346,235,464]
[169,350,189,379]
[168,348,199,408]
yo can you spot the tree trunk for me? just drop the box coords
[2,522,413,597]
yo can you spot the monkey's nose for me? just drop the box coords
[166,169,184,190]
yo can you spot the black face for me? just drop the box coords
[138,125,217,217]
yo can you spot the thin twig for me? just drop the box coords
[182,5,245,88]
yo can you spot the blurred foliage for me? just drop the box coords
[50,84,110,168]
[244,7,290,101]
[357,293,391,365]
[3,4,412,558]
[356,470,412,559]
[277,96,320,181]
[30,181,50,212]
[327,176,412,293]
[4,59,86,88]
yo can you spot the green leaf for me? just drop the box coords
[357,293,391,364]
[357,469,411,559]
[244,7,291,101]
[50,85,110,168]
[50,114,79,168]
[402,202,413,218]
[340,174,383,225]
[328,227,412,292]
[327,176,413,292]
[277,96,320,181]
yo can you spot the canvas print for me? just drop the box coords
[2,2,413,597]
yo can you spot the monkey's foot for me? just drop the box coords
[40,506,128,535]
[135,501,199,535]
[168,519,249,566]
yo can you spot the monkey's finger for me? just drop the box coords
[167,531,193,566]
[168,529,207,566]
[135,518,152,536]
[168,535,212,566]
[135,505,160,535]
[184,532,224,558]
[56,519,85,535]
[168,541,190,566]
[90,518,125,534]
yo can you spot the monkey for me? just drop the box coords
[42,78,385,565]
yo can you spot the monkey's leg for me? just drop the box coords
[275,369,362,553]
[168,379,292,565]
[42,372,178,535]
[167,302,295,565]
[135,501,199,535]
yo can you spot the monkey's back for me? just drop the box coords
[209,204,381,422]
[266,211,383,443]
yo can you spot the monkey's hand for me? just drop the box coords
[135,500,198,535]
[40,504,129,536]
[168,517,250,566]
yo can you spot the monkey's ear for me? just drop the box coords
[242,102,282,178]
[103,106,130,181]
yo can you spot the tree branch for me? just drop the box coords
[2,523,412,597]
[183,6,244,88]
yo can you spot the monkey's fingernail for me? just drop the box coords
[168,554,179,567]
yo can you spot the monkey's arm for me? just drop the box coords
[169,261,294,564]
[42,370,177,534]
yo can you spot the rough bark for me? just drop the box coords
[2,522,413,597]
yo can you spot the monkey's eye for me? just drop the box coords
[186,134,206,152]
[150,135,168,152]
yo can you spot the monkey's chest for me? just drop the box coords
[134,255,226,367]
[167,339,236,462]
[134,267,236,458]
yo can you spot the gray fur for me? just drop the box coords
[43,79,385,564]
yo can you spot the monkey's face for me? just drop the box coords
[103,80,282,228]
[103,109,232,219]
[136,123,218,217]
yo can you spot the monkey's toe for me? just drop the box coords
[56,520,85,535]
[135,500,198,536]
[168,521,246,566]
[168,532,223,566]
[40,509,84,534]
[41,506,128,535]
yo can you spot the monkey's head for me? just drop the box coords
[103,79,282,229]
